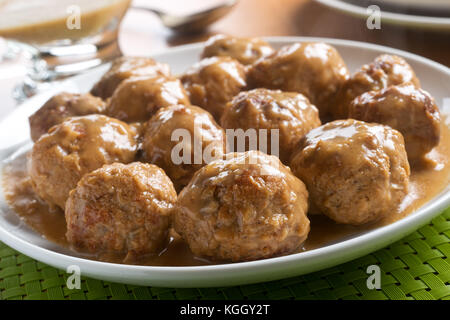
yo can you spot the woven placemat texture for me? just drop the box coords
[1,207,449,300]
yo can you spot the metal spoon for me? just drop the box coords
[132,0,237,33]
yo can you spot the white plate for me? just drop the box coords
[0,37,449,288]
[315,0,450,31]
[381,0,450,12]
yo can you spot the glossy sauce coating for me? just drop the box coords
[91,57,171,100]
[29,114,137,209]
[0,43,448,265]
[2,120,450,265]
[174,151,310,262]
[142,104,225,191]
[106,75,190,123]
[247,42,349,120]
[201,34,275,65]
[181,56,247,121]
[333,54,420,119]
[29,92,106,142]
[349,84,441,161]
[290,119,410,225]
[221,88,321,164]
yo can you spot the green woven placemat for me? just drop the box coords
[1,207,449,300]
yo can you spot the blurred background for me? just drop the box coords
[0,0,449,118]
[123,0,450,63]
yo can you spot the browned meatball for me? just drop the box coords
[90,57,171,99]
[201,34,274,65]
[128,122,146,141]
[143,104,225,191]
[349,84,440,160]
[29,92,106,142]
[105,75,190,123]
[65,162,176,261]
[220,89,321,164]
[290,119,410,225]
[174,150,310,262]
[181,56,247,121]
[29,115,137,209]
[333,54,420,119]
[247,42,349,120]
[128,122,146,157]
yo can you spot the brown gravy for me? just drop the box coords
[0,0,131,44]
[2,122,450,266]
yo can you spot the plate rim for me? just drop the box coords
[0,36,449,287]
[381,0,450,11]
[314,0,450,30]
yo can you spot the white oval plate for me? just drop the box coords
[0,37,449,288]
[315,0,450,31]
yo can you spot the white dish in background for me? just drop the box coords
[0,37,449,288]
[381,0,450,12]
[315,0,450,31]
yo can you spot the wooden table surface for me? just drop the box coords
[121,0,450,67]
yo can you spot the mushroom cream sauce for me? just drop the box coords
[2,119,450,266]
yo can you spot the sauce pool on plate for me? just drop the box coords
[2,121,450,266]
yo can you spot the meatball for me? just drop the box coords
[349,84,440,160]
[181,56,247,121]
[90,57,171,99]
[65,162,176,261]
[29,92,106,142]
[29,115,137,209]
[201,34,274,65]
[333,54,420,119]
[247,42,349,120]
[290,119,410,225]
[105,75,190,123]
[143,104,225,191]
[128,122,146,141]
[220,89,321,164]
[174,150,310,262]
